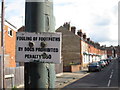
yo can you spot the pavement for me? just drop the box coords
[55,68,90,88]
[17,68,90,88]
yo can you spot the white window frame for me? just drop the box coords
[8,28,13,37]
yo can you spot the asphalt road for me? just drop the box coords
[64,59,119,88]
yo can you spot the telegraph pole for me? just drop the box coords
[24,0,55,89]
[0,0,5,89]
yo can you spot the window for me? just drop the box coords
[8,28,13,37]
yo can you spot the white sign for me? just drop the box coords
[16,32,62,63]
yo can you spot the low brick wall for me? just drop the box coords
[71,65,81,72]
[63,65,81,72]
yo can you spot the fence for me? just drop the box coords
[5,66,24,88]
[3,63,63,88]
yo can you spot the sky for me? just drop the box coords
[2,0,119,46]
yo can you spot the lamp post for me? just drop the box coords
[0,0,5,89]
[24,0,55,88]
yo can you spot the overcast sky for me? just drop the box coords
[3,0,119,46]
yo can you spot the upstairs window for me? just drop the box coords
[8,28,13,37]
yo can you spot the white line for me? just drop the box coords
[107,69,114,87]
[110,74,113,79]
[108,70,113,84]
[107,80,111,87]
[111,71,113,75]
[110,69,114,78]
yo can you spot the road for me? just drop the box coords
[64,59,119,88]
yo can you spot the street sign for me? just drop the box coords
[16,32,62,64]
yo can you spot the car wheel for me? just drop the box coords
[97,69,101,72]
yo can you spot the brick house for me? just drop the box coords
[56,23,81,72]
[0,20,17,67]
[77,29,107,68]
[115,45,120,57]
[105,45,120,58]
[105,46,115,58]
[56,22,108,71]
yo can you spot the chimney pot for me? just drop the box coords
[63,22,70,30]
[83,33,87,40]
[71,26,76,34]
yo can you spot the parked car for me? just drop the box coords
[118,57,120,62]
[103,59,109,65]
[98,60,106,68]
[106,58,112,63]
[118,57,120,59]
[107,57,113,62]
[88,62,101,72]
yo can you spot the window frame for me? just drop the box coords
[8,27,13,37]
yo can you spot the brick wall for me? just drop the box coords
[0,32,1,54]
[56,26,80,66]
[4,25,16,67]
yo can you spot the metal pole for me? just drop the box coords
[0,0,5,89]
[24,0,55,89]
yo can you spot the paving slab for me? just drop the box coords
[55,68,90,88]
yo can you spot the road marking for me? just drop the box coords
[110,74,113,79]
[107,80,111,87]
[111,71,113,75]
[111,70,114,77]
[108,69,114,87]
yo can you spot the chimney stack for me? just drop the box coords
[63,22,70,30]
[77,29,83,37]
[87,38,90,41]
[95,42,100,46]
[71,26,76,34]
[83,33,87,40]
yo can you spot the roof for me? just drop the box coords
[5,20,17,29]
[0,17,17,31]
[5,20,18,31]
[17,26,25,32]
